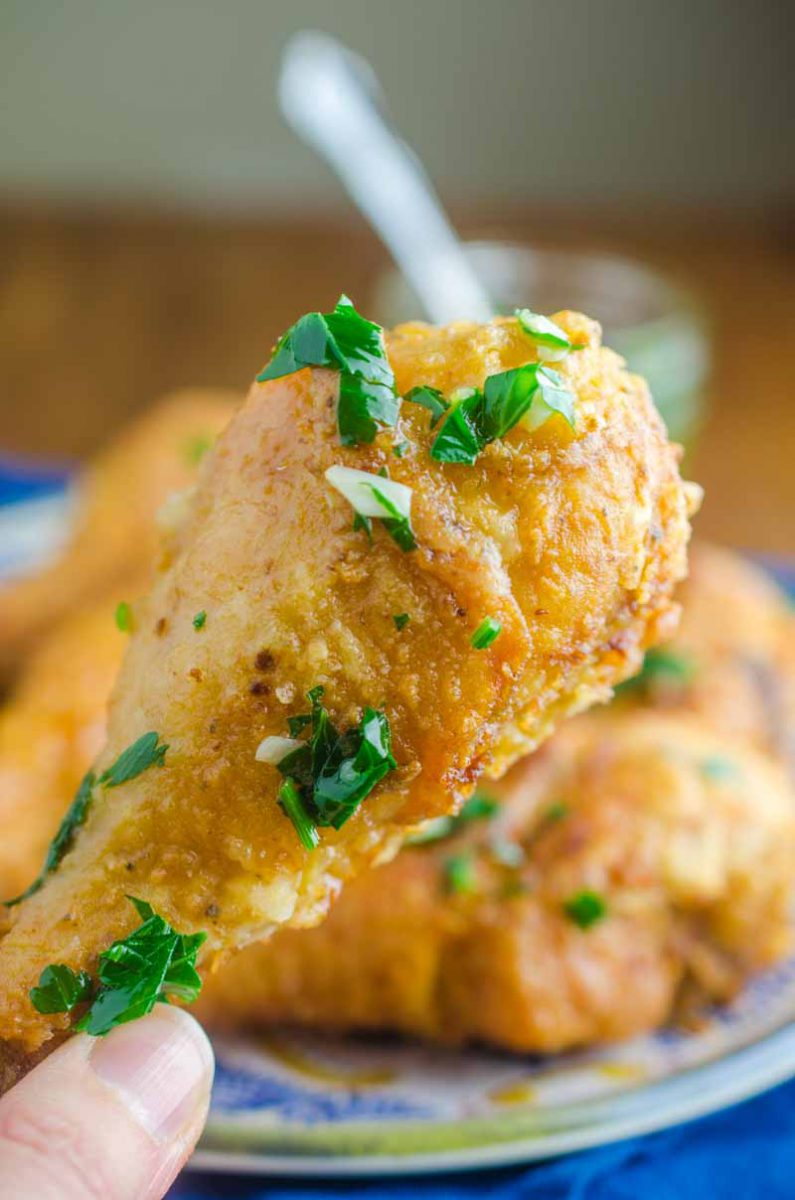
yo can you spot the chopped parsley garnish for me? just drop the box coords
[543,801,569,824]
[261,687,397,850]
[5,771,96,906]
[98,732,169,789]
[184,433,214,466]
[5,733,169,907]
[258,296,399,446]
[471,617,502,649]
[352,512,373,542]
[326,465,417,552]
[616,647,695,696]
[114,601,133,633]
[393,612,411,631]
[515,310,583,361]
[192,610,207,630]
[392,440,410,458]
[370,484,417,551]
[443,852,477,895]
[404,385,449,427]
[460,792,500,821]
[406,789,499,846]
[430,363,575,465]
[277,778,320,851]
[30,964,93,1015]
[563,890,607,929]
[30,897,206,1036]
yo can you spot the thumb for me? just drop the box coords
[0,1005,214,1200]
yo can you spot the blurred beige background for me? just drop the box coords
[0,0,791,211]
[0,0,792,552]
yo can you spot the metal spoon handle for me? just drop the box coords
[279,31,494,325]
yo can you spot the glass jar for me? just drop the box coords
[372,242,711,448]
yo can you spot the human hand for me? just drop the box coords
[0,1006,214,1199]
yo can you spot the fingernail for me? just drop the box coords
[90,1005,214,1141]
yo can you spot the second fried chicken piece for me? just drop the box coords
[0,603,125,900]
[620,542,795,769]
[0,389,237,678]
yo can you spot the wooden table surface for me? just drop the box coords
[0,202,792,554]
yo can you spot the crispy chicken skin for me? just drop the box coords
[3,543,790,907]
[0,312,695,1077]
[0,389,237,679]
[2,542,790,1060]
[196,713,795,1052]
[0,544,790,1059]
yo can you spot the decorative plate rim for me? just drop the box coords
[190,1020,795,1176]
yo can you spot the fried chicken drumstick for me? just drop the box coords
[2,543,790,1057]
[0,307,696,1085]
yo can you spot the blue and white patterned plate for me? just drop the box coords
[1,470,793,1178]
[193,954,795,1176]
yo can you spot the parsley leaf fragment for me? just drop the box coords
[515,309,583,361]
[406,789,499,847]
[430,363,575,465]
[193,610,207,630]
[5,733,169,907]
[326,465,417,553]
[30,897,207,1036]
[563,890,607,929]
[471,617,502,650]
[115,601,133,633]
[404,385,449,427]
[99,732,169,788]
[543,801,569,824]
[459,792,500,822]
[30,964,93,1015]
[183,433,214,466]
[443,852,477,895]
[258,296,399,446]
[615,647,695,697]
[393,612,411,631]
[76,898,206,1036]
[352,512,373,541]
[5,771,96,906]
[369,483,417,552]
[266,688,397,849]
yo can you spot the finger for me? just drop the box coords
[0,1005,214,1200]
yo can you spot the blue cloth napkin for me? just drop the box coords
[171,1077,794,1199]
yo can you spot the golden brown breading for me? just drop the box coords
[196,713,795,1053]
[0,312,695,1077]
[0,544,789,1059]
[0,389,237,679]
[2,542,790,1060]
[3,542,789,910]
